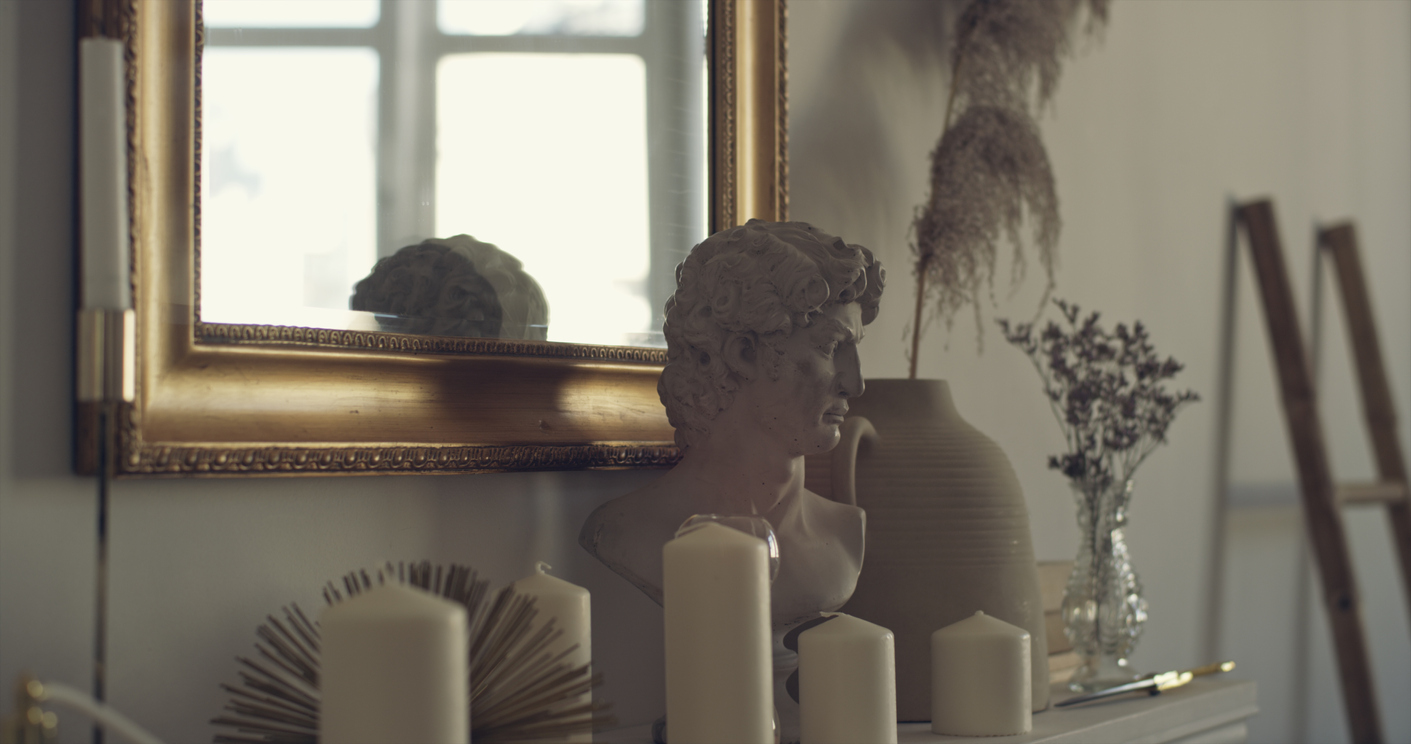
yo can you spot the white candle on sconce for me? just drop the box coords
[930,611,1032,737]
[798,613,897,744]
[512,561,591,739]
[320,583,469,744]
[664,521,773,744]
[78,36,131,311]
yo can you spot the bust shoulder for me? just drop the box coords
[579,481,680,605]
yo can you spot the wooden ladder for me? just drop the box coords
[1235,199,1411,744]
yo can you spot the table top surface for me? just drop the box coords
[599,677,1259,744]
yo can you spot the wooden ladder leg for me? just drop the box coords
[1237,200,1384,744]
[1318,223,1411,623]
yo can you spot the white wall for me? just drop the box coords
[789,2,1409,743]
[2,2,1408,743]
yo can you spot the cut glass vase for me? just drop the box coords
[1062,476,1149,692]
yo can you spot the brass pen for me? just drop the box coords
[1055,661,1236,708]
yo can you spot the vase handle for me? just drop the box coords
[830,416,877,506]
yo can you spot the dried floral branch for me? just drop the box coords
[909,0,1107,376]
[999,299,1198,488]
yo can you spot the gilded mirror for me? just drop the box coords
[76,0,787,476]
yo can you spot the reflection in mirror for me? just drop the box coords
[200,0,707,347]
[351,235,548,340]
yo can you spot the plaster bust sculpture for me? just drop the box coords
[579,220,884,735]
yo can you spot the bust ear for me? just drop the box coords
[723,332,759,380]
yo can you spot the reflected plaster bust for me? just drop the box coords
[579,219,885,631]
[350,234,548,340]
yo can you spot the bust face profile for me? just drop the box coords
[580,219,884,743]
[580,220,885,619]
[657,219,884,453]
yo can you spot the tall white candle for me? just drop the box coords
[798,613,897,744]
[512,561,591,739]
[664,521,773,744]
[320,584,469,744]
[79,37,131,311]
[930,611,1031,737]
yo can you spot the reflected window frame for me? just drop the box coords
[201,0,705,344]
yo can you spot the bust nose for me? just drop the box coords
[836,345,864,398]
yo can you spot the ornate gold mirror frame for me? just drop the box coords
[75,0,787,476]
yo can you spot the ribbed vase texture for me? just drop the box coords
[1061,477,1147,692]
[839,379,1049,720]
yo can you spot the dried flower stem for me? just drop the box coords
[909,266,927,379]
[909,25,973,381]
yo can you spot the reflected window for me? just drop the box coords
[439,0,644,37]
[200,48,377,325]
[205,0,379,29]
[201,0,706,346]
[437,54,649,345]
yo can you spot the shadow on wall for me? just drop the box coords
[789,0,961,243]
[7,0,78,481]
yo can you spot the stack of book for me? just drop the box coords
[1037,561,1082,685]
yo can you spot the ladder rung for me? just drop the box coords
[1336,480,1410,506]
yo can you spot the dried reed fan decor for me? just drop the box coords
[908,0,1108,374]
[212,562,614,744]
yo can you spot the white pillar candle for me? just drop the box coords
[512,561,591,739]
[320,584,469,744]
[664,521,773,744]
[930,611,1031,737]
[798,613,897,744]
[79,37,131,311]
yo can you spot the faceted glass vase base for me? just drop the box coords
[1068,654,1141,693]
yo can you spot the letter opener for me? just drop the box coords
[1055,661,1236,708]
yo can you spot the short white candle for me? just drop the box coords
[320,584,469,744]
[512,561,591,740]
[664,521,773,744]
[931,611,1031,737]
[78,37,131,311]
[798,613,897,744]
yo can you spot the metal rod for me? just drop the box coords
[93,402,112,744]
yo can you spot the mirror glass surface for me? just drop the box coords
[199,0,707,348]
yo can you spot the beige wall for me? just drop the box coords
[2,1,1408,743]
[789,2,1409,743]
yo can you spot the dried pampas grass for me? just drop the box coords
[951,0,1110,114]
[913,105,1059,347]
[909,0,1107,371]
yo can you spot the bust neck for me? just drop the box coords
[671,429,804,519]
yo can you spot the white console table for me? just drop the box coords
[601,677,1258,744]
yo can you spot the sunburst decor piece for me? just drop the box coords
[211,562,615,743]
[908,0,1108,370]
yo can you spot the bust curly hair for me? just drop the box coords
[659,219,885,450]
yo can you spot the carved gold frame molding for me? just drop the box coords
[75,0,789,476]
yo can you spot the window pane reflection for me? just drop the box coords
[436,53,651,346]
[204,0,379,29]
[438,0,645,37]
[201,48,378,326]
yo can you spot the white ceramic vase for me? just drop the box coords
[810,379,1049,719]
